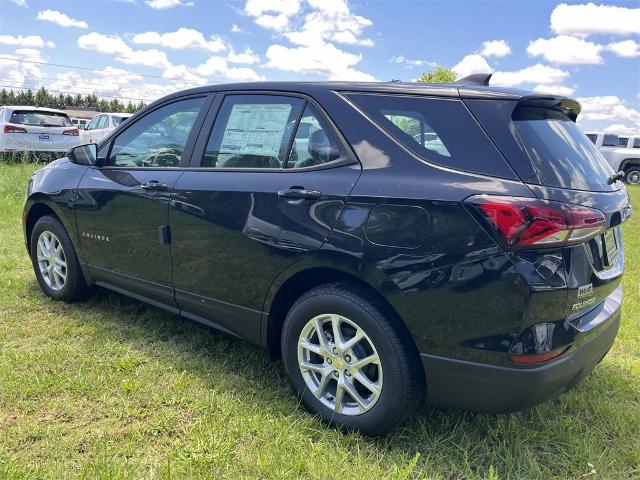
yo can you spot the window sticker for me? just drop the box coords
[220,103,293,158]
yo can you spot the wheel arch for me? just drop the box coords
[262,255,419,362]
[620,158,640,171]
[24,199,62,252]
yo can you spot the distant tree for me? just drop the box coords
[97,99,110,112]
[416,66,456,84]
[34,87,51,107]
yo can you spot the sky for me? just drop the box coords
[0,0,638,134]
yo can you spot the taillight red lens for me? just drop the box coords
[509,346,569,364]
[3,125,27,133]
[465,195,607,249]
[63,128,79,136]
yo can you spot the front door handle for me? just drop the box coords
[277,187,322,200]
[141,180,169,191]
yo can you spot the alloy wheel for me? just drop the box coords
[627,170,640,185]
[297,313,383,416]
[36,230,67,291]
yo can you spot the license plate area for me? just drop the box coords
[603,229,618,267]
[38,134,50,140]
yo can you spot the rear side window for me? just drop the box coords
[619,136,629,147]
[602,134,618,147]
[113,116,128,127]
[202,95,303,169]
[346,93,514,178]
[634,138,640,148]
[9,110,72,127]
[512,107,614,191]
[586,133,597,144]
[285,104,341,169]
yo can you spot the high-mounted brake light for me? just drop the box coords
[465,195,607,249]
[63,128,79,136]
[3,125,27,133]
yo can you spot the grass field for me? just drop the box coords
[0,162,638,479]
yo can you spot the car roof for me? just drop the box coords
[1,105,69,115]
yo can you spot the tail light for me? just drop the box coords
[509,346,569,364]
[63,128,79,136]
[465,195,607,249]
[4,125,27,133]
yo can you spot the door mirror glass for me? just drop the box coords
[69,143,97,166]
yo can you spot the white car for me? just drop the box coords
[0,106,81,161]
[586,132,640,184]
[82,112,132,144]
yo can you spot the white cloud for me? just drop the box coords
[607,40,640,58]
[78,32,171,69]
[195,56,265,81]
[13,48,45,62]
[132,28,226,52]
[452,54,493,77]
[231,23,243,33]
[146,0,194,9]
[0,51,44,90]
[390,55,435,68]
[532,84,576,96]
[36,10,89,29]
[245,0,301,31]
[9,0,27,6]
[550,3,640,37]
[527,35,603,64]
[0,35,55,48]
[492,64,570,87]
[265,42,375,80]
[227,47,260,64]
[162,64,207,84]
[602,124,637,136]
[577,96,640,129]
[479,40,511,58]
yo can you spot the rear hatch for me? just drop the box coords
[464,95,631,323]
[6,109,79,150]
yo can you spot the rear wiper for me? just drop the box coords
[607,171,625,185]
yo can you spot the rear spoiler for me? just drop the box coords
[516,96,582,122]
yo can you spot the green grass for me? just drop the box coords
[0,162,638,479]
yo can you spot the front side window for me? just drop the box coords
[107,97,204,168]
[86,116,100,130]
[202,95,303,169]
[286,104,341,168]
[347,93,514,178]
[602,134,618,147]
[97,115,109,129]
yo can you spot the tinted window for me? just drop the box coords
[586,133,597,144]
[347,93,514,178]
[602,134,618,147]
[619,136,629,147]
[286,104,341,169]
[202,95,303,169]
[112,115,129,127]
[108,97,204,168]
[9,110,72,127]
[97,115,109,129]
[513,107,614,191]
[634,138,640,148]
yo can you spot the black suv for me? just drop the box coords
[24,76,630,435]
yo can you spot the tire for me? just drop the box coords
[625,167,640,185]
[30,215,89,302]
[281,283,425,436]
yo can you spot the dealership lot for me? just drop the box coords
[0,162,638,479]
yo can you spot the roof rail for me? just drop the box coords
[454,73,492,86]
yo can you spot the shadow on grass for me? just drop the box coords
[23,279,639,475]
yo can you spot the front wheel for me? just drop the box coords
[281,283,425,436]
[626,167,640,185]
[30,215,88,302]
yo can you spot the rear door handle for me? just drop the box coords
[277,187,323,200]
[141,180,169,191]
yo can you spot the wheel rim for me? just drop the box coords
[627,171,640,185]
[297,314,383,416]
[36,231,67,291]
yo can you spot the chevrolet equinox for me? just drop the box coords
[23,75,631,435]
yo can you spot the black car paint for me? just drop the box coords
[24,81,628,413]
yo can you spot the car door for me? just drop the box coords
[83,115,102,144]
[169,93,361,342]
[75,95,211,310]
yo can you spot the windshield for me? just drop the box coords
[513,107,614,191]
[112,116,129,127]
[9,110,73,127]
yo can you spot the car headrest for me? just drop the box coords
[308,129,339,163]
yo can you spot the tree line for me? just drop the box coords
[0,87,145,114]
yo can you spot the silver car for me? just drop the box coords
[0,106,81,161]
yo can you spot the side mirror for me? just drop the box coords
[68,143,97,166]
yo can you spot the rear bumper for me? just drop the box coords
[421,290,621,413]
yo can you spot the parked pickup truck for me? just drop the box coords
[586,132,640,184]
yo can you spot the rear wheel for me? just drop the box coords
[625,167,640,185]
[281,283,424,435]
[30,215,88,302]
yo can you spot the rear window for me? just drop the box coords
[513,107,614,191]
[346,93,515,179]
[9,110,72,127]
